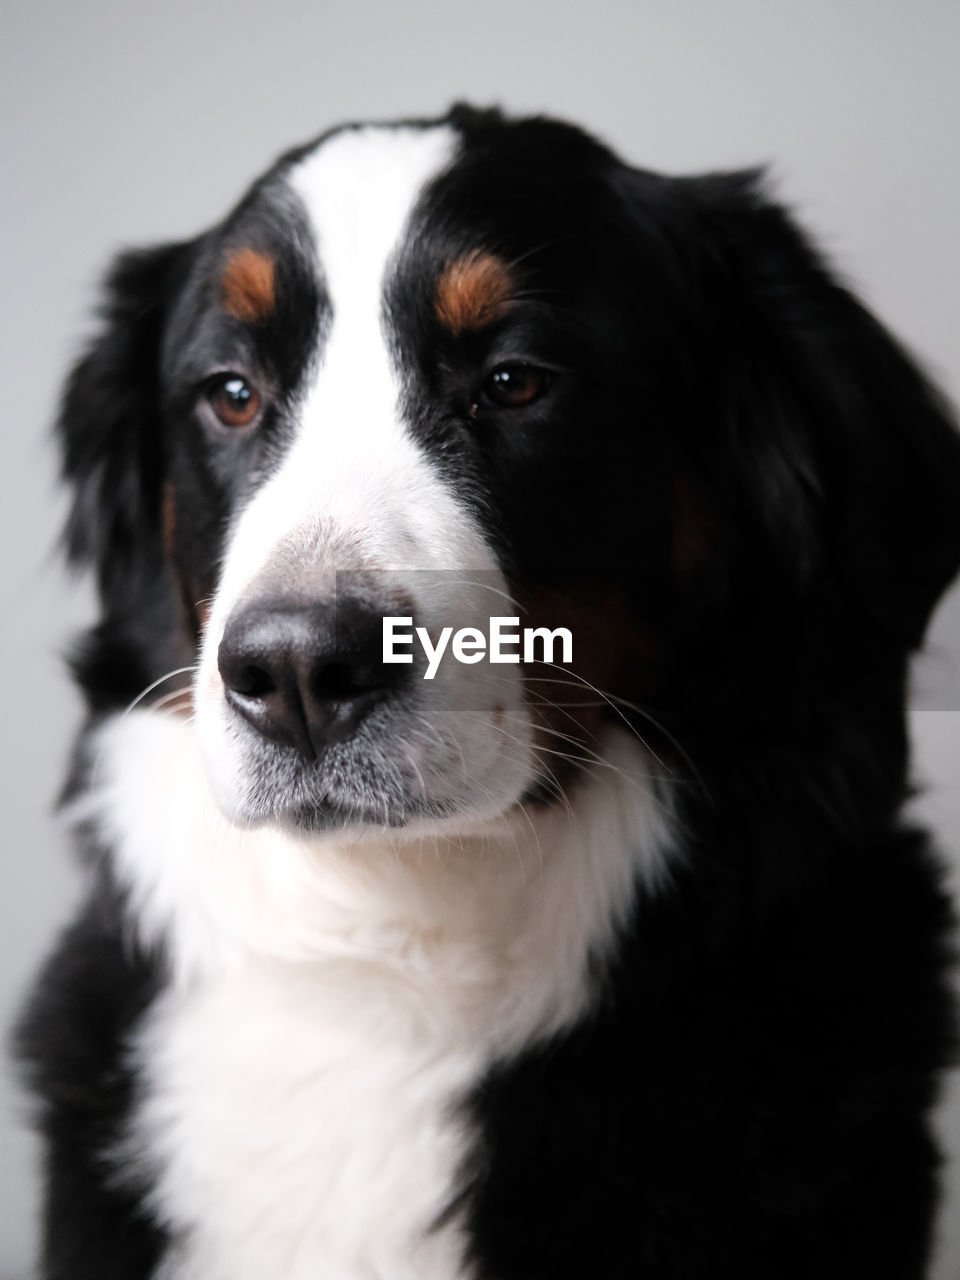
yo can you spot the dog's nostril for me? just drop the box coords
[228,662,276,698]
[311,659,379,701]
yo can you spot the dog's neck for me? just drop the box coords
[74,709,674,1051]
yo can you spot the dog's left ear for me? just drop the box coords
[624,168,960,655]
[58,239,194,612]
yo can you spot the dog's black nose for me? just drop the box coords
[218,596,405,758]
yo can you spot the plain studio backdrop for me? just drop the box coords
[2,1,958,1274]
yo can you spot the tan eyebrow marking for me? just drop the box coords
[220,247,276,323]
[435,250,514,333]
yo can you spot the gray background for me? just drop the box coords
[2,0,958,1274]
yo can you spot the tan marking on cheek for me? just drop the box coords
[220,247,276,323]
[435,250,514,333]
[162,483,177,559]
[512,585,659,761]
[671,475,712,577]
[160,482,214,653]
[168,689,195,719]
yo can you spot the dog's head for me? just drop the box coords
[59,106,960,834]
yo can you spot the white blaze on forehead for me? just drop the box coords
[209,123,485,620]
[294,124,456,328]
[290,122,455,455]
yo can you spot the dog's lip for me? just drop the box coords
[285,800,412,832]
[251,785,433,833]
[279,776,472,832]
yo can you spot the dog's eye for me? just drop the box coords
[480,364,550,410]
[206,374,262,429]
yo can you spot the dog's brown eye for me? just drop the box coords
[207,375,262,428]
[481,364,549,410]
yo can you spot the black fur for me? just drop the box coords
[15,104,960,1278]
[17,873,167,1277]
[463,823,954,1279]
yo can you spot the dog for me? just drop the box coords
[15,104,960,1279]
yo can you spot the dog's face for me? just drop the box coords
[60,107,960,836]
[175,118,675,832]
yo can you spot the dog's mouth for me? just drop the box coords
[282,790,458,834]
[254,732,447,831]
[284,799,414,834]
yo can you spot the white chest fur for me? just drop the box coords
[79,712,671,1278]
[139,957,481,1280]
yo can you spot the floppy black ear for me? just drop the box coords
[58,241,192,609]
[673,171,960,657]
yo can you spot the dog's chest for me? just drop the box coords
[136,958,482,1280]
[92,716,665,1278]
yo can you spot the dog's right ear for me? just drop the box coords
[58,240,193,610]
